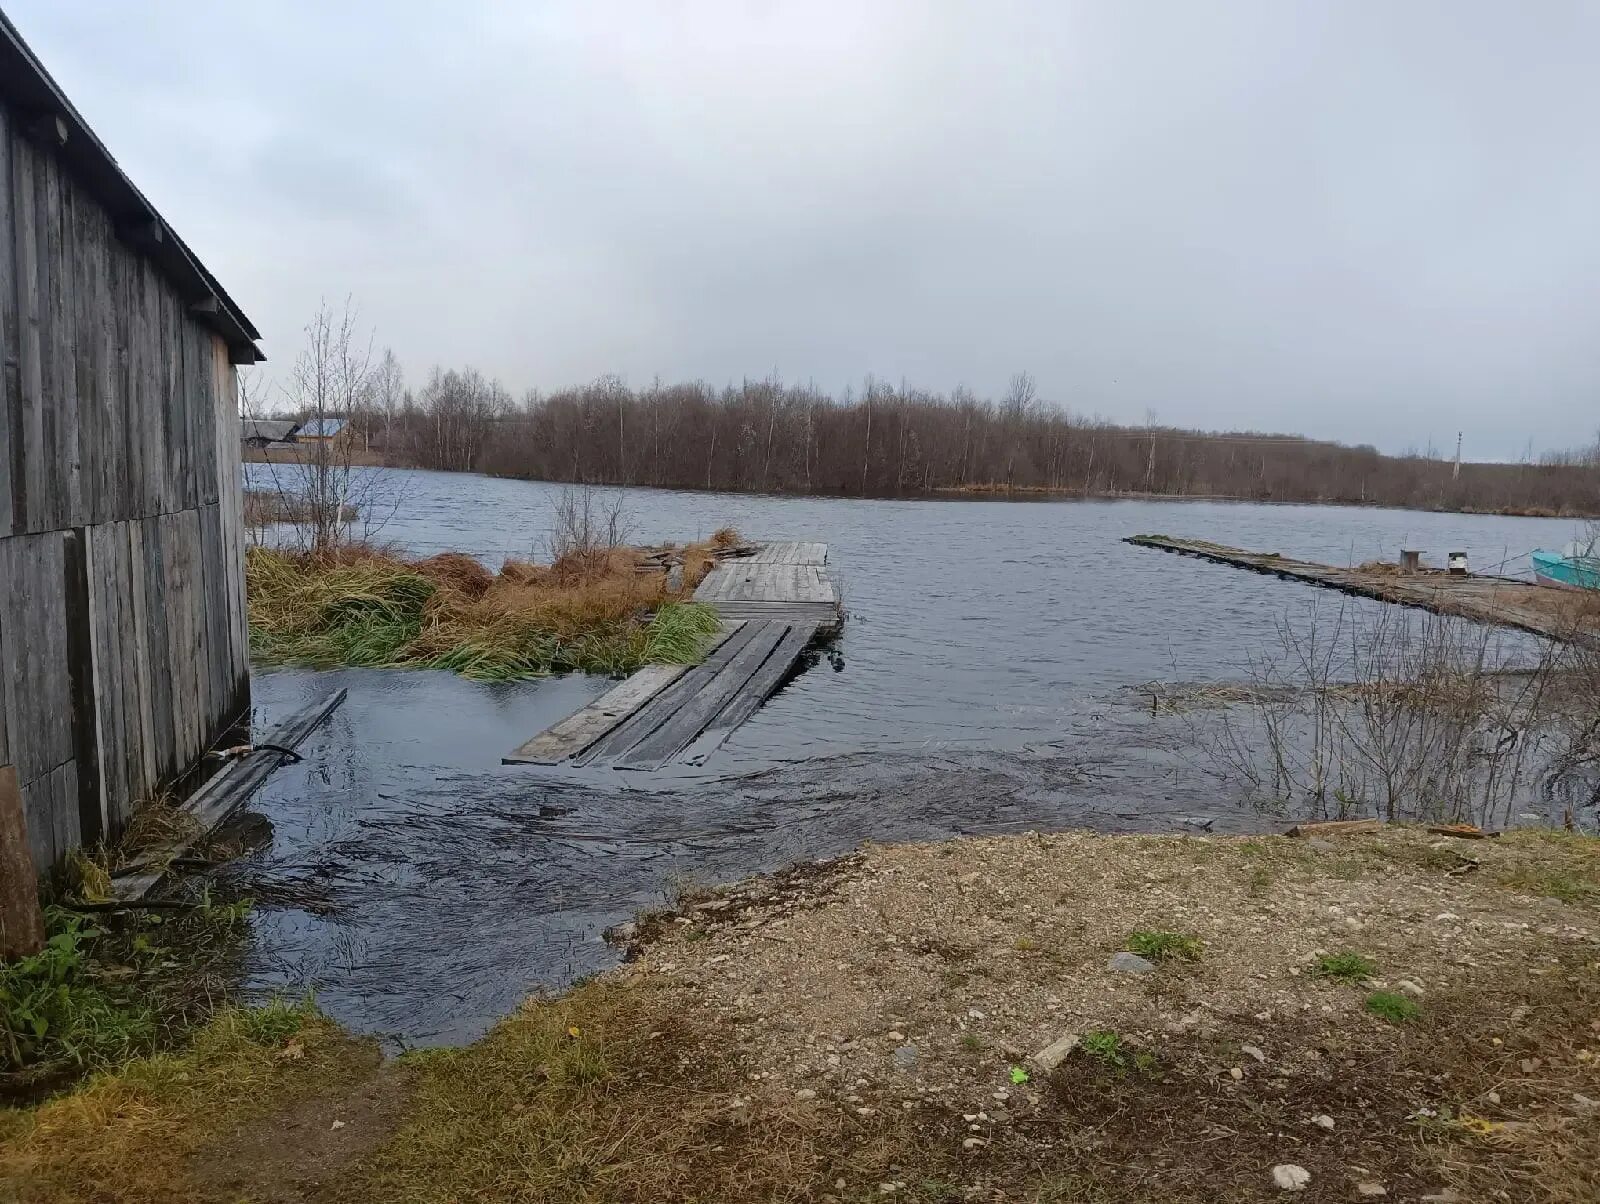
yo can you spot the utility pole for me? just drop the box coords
[1453,431,1462,480]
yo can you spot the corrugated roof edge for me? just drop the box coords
[0,8,264,363]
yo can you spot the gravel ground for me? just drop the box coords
[614,825,1600,1201]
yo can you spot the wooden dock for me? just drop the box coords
[505,541,842,769]
[1126,535,1597,644]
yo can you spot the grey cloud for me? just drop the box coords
[10,0,1600,458]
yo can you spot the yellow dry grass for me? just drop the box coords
[0,1004,377,1204]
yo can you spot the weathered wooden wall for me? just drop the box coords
[0,98,249,872]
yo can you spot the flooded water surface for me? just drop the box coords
[231,467,1589,1044]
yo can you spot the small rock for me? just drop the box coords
[1356,1182,1388,1198]
[330,1119,346,1131]
[892,1044,918,1069]
[1308,837,1337,852]
[1395,979,1425,998]
[1572,1093,1598,1112]
[1272,1164,1311,1192]
[607,920,638,943]
[1108,951,1157,974]
[887,1030,907,1042]
[796,1089,817,1101]
[1229,1067,1244,1081]
[1311,1113,1335,1130]
[962,1137,986,1151]
[1032,1033,1080,1072]
[1241,1044,1267,1063]
[1485,1091,1501,1105]
[1435,912,1461,923]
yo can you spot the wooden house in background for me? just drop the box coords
[0,11,263,873]
[294,416,349,447]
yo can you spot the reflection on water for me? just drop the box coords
[230,468,1592,1044]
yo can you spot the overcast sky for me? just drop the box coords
[10,1,1600,458]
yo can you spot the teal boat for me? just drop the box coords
[1532,542,1600,591]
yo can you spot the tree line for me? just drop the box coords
[361,371,1597,516]
[250,304,1599,516]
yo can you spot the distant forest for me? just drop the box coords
[302,357,1600,516]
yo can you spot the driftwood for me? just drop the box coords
[1284,819,1383,838]
[1427,823,1500,839]
[0,765,46,958]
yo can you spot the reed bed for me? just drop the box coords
[246,543,724,680]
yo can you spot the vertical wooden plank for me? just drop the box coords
[55,170,83,527]
[10,135,43,534]
[62,528,102,846]
[125,517,158,799]
[141,515,175,779]
[50,761,79,867]
[0,107,17,538]
[139,262,162,515]
[0,765,45,956]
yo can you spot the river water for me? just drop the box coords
[231,466,1588,1045]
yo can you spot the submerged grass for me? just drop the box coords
[247,542,726,680]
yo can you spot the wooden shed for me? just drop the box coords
[0,12,263,873]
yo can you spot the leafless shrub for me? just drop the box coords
[1193,598,1579,827]
[241,299,406,553]
[548,484,632,565]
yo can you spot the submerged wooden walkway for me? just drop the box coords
[505,541,842,769]
[1126,535,1596,644]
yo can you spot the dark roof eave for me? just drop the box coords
[0,10,264,363]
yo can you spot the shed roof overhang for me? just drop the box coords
[0,10,264,363]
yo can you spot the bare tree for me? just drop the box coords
[244,299,404,553]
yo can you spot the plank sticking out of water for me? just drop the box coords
[502,665,687,765]
[682,621,819,766]
[617,621,793,770]
[572,621,765,766]
[110,689,349,902]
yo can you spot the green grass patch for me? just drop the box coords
[0,914,153,1080]
[3,891,256,1097]
[1077,1030,1155,1074]
[247,546,724,681]
[1496,867,1596,904]
[1125,930,1203,962]
[1312,951,1377,982]
[1365,990,1421,1023]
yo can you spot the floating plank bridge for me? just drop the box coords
[505,541,842,770]
[1126,535,1597,644]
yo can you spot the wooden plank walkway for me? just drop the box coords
[110,689,348,901]
[1126,535,1598,645]
[504,541,842,769]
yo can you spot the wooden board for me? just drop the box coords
[682,621,818,766]
[744,541,828,565]
[0,764,45,957]
[617,621,792,770]
[694,564,837,605]
[573,622,765,766]
[110,689,348,901]
[504,664,687,765]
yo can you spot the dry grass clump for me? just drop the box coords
[246,544,722,680]
[0,1002,376,1203]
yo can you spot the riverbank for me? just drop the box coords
[5,824,1595,1202]
[244,539,729,680]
